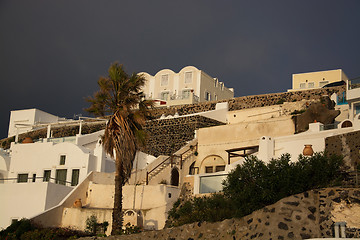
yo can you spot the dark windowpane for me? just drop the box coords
[56,169,67,185]
[32,174,36,182]
[215,165,225,172]
[43,170,51,182]
[71,169,80,186]
[205,166,213,173]
[60,155,66,165]
[17,174,28,183]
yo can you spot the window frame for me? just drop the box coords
[60,155,66,165]
[161,74,169,86]
[182,89,192,99]
[215,165,225,172]
[43,170,51,182]
[184,71,192,84]
[71,169,80,186]
[204,91,211,101]
[205,166,213,173]
[160,91,170,101]
[55,169,67,185]
[17,173,29,183]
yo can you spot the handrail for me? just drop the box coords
[146,156,172,185]
[145,143,198,185]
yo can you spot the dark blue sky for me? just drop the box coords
[0,0,360,138]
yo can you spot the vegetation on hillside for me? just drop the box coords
[0,219,89,240]
[167,152,344,227]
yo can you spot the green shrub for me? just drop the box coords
[0,218,89,240]
[167,193,233,227]
[223,152,344,217]
[167,152,344,226]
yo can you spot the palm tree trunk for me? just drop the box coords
[111,162,124,235]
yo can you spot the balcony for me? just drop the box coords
[347,77,360,101]
[153,92,200,106]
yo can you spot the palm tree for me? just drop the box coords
[86,62,151,234]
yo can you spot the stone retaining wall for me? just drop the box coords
[150,86,345,118]
[325,130,360,170]
[1,86,344,150]
[80,187,360,240]
[143,115,224,157]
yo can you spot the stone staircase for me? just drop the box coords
[141,139,197,185]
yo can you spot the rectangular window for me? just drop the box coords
[215,165,225,172]
[300,83,306,89]
[160,91,169,101]
[17,174,28,183]
[319,81,329,88]
[355,104,360,115]
[43,170,51,182]
[214,79,218,87]
[205,91,211,101]
[32,174,36,182]
[161,74,169,86]
[182,89,192,99]
[308,82,315,88]
[60,155,66,165]
[71,169,80,186]
[55,169,67,185]
[205,166,213,173]
[185,72,192,84]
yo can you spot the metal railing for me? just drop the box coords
[145,143,198,185]
[0,176,75,187]
[35,136,76,144]
[348,77,360,90]
[320,123,339,131]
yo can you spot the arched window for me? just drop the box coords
[341,120,353,128]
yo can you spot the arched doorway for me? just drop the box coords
[170,168,179,186]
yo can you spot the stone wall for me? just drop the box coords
[325,130,360,171]
[149,86,345,118]
[80,187,360,240]
[143,115,224,157]
[1,86,344,150]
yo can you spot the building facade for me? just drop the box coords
[139,66,234,106]
[291,69,348,91]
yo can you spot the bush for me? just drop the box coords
[222,152,344,217]
[167,193,234,227]
[0,218,89,240]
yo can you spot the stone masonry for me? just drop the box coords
[0,85,344,150]
[325,130,360,171]
[142,115,224,157]
[80,188,360,240]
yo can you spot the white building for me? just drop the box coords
[0,116,116,229]
[346,76,360,120]
[8,108,67,137]
[139,66,234,106]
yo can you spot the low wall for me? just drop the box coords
[80,188,360,240]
